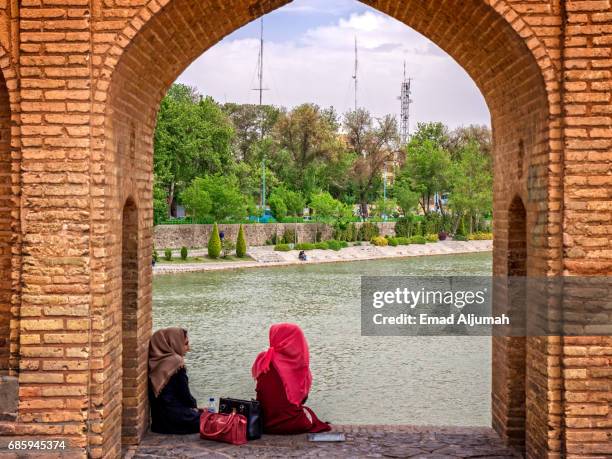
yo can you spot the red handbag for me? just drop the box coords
[200,411,248,445]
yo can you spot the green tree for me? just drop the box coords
[344,109,398,217]
[223,103,281,163]
[270,187,305,217]
[400,126,451,215]
[446,124,492,160]
[268,192,287,220]
[153,181,169,225]
[236,224,247,257]
[393,180,420,216]
[372,198,398,218]
[309,191,343,221]
[154,84,234,217]
[270,103,344,195]
[180,177,212,220]
[198,175,247,222]
[208,223,222,258]
[447,140,492,233]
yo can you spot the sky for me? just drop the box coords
[176,0,490,131]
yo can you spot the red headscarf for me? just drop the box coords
[252,323,312,406]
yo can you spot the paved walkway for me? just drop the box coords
[128,425,520,458]
[154,240,492,275]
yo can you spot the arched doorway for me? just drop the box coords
[492,195,528,454]
[0,68,12,375]
[98,1,555,456]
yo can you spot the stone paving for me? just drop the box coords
[127,425,521,458]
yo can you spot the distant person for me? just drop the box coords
[219,230,225,241]
[298,250,307,261]
[252,323,331,434]
[148,327,201,434]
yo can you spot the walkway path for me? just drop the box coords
[154,240,492,275]
[128,425,520,458]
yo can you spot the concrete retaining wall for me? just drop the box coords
[154,222,397,249]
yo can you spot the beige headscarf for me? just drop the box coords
[149,327,188,397]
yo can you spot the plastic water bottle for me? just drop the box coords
[207,397,216,413]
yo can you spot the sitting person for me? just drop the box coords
[252,323,331,434]
[298,250,307,261]
[148,327,201,434]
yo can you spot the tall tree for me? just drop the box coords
[154,84,234,217]
[223,103,281,163]
[399,123,451,215]
[271,103,341,192]
[447,140,493,232]
[344,109,399,217]
[446,124,492,160]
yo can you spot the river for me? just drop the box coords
[153,252,492,426]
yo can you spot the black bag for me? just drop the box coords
[219,397,263,440]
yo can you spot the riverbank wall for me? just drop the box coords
[153,240,493,275]
[154,222,397,249]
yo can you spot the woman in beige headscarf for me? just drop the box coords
[148,327,201,434]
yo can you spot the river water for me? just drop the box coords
[153,252,492,426]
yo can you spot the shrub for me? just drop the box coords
[164,249,172,261]
[236,224,247,257]
[387,237,399,247]
[425,234,439,243]
[326,240,344,251]
[180,246,188,260]
[153,248,158,263]
[395,218,414,238]
[371,236,388,246]
[314,241,329,250]
[274,243,291,252]
[468,232,493,240]
[409,235,427,244]
[354,241,362,246]
[295,243,316,250]
[396,237,411,245]
[340,241,349,248]
[208,223,222,259]
[281,228,297,244]
[358,222,380,241]
[454,234,468,241]
[222,239,235,258]
[334,223,358,242]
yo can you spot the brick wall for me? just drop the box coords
[153,222,397,249]
[561,1,612,457]
[0,1,604,458]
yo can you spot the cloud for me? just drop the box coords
[177,7,490,130]
[280,0,360,15]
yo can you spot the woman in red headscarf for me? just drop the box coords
[252,323,331,434]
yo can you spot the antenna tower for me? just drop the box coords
[352,36,358,112]
[399,62,413,145]
[253,18,269,112]
[252,18,269,215]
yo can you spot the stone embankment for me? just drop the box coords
[153,240,492,275]
[154,222,396,249]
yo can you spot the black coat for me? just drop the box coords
[149,367,201,434]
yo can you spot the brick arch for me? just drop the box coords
[93,0,559,457]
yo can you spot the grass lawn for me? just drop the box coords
[157,255,253,264]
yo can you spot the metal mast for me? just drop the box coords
[352,36,358,112]
[399,61,413,145]
[252,18,268,216]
